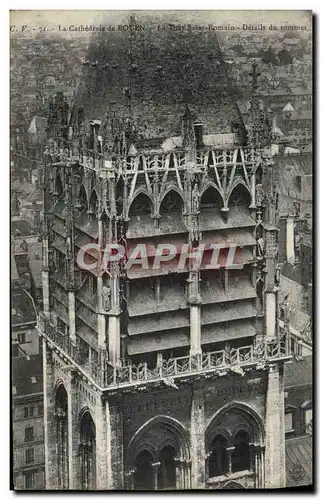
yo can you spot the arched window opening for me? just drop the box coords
[231,430,250,473]
[78,185,88,213]
[228,184,251,209]
[160,190,183,214]
[256,166,263,185]
[157,445,176,490]
[208,434,229,478]
[128,416,190,491]
[256,279,264,311]
[200,186,223,209]
[88,190,98,216]
[55,384,68,489]
[55,174,63,199]
[80,411,96,490]
[129,193,152,216]
[134,450,154,491]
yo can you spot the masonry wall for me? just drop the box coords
[42,345,289,490]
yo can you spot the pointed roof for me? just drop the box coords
[74,13,245,141]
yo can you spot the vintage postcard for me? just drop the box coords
[10,10,312,490]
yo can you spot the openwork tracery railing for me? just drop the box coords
[38,312,296,390]
[46,144,258,176]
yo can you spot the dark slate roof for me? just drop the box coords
[27,185,43,203]
[285,435,312,487]
[75,12,244,140]
[276,152,312,171]
[289,309,311,334]
[11,289,37,326]
[12,181,34,197]
[276,153,312,205]
[12,354,43,397]
[284,356,312,388]
[281,262,303,285]
[12,219,35,237]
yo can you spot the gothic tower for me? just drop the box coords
[38,15,298,490]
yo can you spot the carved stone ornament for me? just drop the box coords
[102,285,111,311]
[192,183,200,213]
[256,183,264,206]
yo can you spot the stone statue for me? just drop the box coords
[192,183,200,213]
[257,237,264,257]
[256,184,263,206]
[66,236,72,253]
[102,285,111,311]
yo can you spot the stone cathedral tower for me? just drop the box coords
[38,14,298,490]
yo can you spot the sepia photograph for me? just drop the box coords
[10,9,313,491]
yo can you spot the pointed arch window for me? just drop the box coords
[229,184,251,209]
[79,411,96,490]
[208,434,229,478]
[158,445,176,490]
[160,190,183,214]
[55,174,63,199]
[78,185,88,213]
[88,190,98,217]
[256,279,264,311]
[231,430,251,473]
[256,166,263,185]
[55,384,68,489]
[129,193,152,216]
[200,186,223,209]
[134,450,154,490]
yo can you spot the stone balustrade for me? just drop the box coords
[37,311,295,391]
[46,145,259,176]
